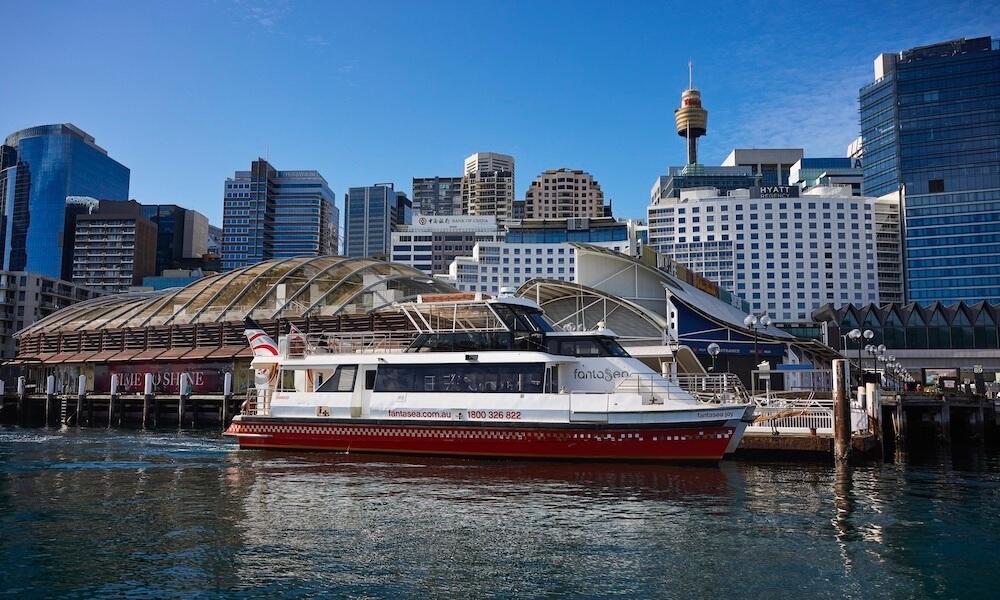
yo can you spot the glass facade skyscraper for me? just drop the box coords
[0,124,130,280]
[860,37,1000,305]
[343,184,410,259]
[222,159,339,271]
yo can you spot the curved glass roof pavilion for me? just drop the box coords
[20,256,456,336]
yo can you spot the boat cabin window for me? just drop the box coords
[374,363,545,393]
[316,365,358,392]
[550,336,631,358]
[407,331,514,352]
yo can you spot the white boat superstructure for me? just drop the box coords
[227,293,754,461]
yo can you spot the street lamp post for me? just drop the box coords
[707,342,721,372]
[847,328,866,386]
[744,314,758,359]
[862,329,875,374]
[875,344,887,387]
[667,338,680,382]
[743,313,771,362]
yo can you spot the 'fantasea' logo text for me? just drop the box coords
[573,368,630,380]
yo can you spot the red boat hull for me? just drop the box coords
[226,418,738,461]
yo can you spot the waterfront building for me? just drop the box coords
[142,205,209,275]
[12,257,455,396]
[0,124,130,280]
[518,244,824,388]
[647,184,880,325]
[391,215,500,275]
[412,176,463,216]
[816,300,1000,383]
[859,36,1000,305]
[448,218,641,296]
[344,184,410,259]
[524,169,607,219]
[72,200,157,293]
[461,152,515,221]
[222,159,339,271]
[722,149,804,187]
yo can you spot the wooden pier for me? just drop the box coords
[882,392,998,448]
[0,392,240,429]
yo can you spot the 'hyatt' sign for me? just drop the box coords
[750,186,800,198]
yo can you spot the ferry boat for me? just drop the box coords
[225,293,755,461]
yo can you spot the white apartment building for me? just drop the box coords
[647,185,881,324]
[462,152,516,221]
[524,168,606,219]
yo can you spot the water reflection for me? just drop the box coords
[2,428,999,598]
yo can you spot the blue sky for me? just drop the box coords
[3,0,997,226]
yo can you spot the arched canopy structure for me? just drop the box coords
[19,256,455,336]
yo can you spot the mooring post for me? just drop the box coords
[75,375,86,427]
[109,374,119,427]
[17,376,26,426]
[45,375,56,427]
[143,373,154,429]
[179,373,190,428]
[833,359,851,463]
[222,372,233,426]
[939,395,951,443]
[974,400,985,441]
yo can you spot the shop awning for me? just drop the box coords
[181,347,221,360]
[130,349,166,361]
[88,350,124,362]
[207,346,252,359]
[157,348,193,360]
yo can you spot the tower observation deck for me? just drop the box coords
[674,63,708,165]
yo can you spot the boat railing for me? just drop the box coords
[747,405,835,435]
[674,373,753,405]
[286,331,418,358]
[241,388,272,417]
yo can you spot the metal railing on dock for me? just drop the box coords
[616,372,750,406]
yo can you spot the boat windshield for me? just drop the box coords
[548,335,631,358]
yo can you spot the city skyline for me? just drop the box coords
[2,1,997,226]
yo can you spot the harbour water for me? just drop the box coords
[2,427,998,598]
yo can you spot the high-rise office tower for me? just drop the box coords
[461,152,515,220]
[524,169,607,219]
[0,124,130,280]
[222,159,339,271]
[343,184,410,259]
[859,36,1000,304]
[142,205,210,275]
[412,176,463,215]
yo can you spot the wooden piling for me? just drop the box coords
[939,396,951,443]
[833,359,851,463]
